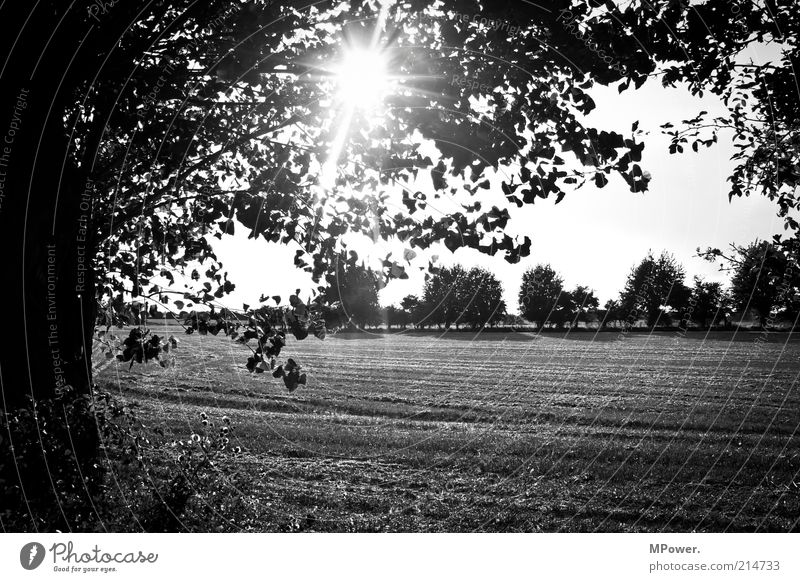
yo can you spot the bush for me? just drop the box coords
[1,387,106,531]
[1,387,249,532]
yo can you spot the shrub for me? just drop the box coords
[1,387,249,532]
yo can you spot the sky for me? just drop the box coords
[211,74,781,314]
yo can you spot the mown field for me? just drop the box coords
[95,326,800,532]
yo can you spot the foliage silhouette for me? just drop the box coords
[618,251,691,328]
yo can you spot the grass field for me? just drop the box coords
[94,326,800,532]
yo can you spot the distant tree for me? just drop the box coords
[461,268,507,329]
[320,254,382,329]
[730,242,778,326]
[565,285,599,328]
[384,305,406,329]
[421,265,466,328]
[398,294,418,327]
[685,278,731,329]
[706,241,800,327]
[421,265,505,329]
[619,251,690,327]
[503,314,529,329]
[401,295,421,312]
[597,299,619,328]
[598,299,622,328]
[518,265,569,328]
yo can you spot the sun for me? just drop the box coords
[319,45,393,188]
[333,48,390,110]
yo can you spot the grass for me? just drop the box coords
[94,325,800,532]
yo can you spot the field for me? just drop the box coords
[94,326,800,532]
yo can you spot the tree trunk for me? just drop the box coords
[0,11,96,409]
[1,4,100,532]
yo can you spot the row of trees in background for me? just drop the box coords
[319,258,507,330]
[606,242,799,330]
[518,265,599,329]
[321,240,800,331]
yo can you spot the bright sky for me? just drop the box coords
[212,76,780,314]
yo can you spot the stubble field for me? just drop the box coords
[95,326,800,532]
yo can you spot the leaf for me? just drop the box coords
[389,263,407,278]
[291,324,309,340]
[431,161,447,191]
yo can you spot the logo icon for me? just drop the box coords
[20,542,46,570]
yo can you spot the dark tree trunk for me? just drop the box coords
[0,3,100,531]
[0,7,97,409]
[1,0,175,407]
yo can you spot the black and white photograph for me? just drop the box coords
[0,0,798,573]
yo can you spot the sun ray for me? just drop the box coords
[321,107,354,189]
[322,46,391,189]
[318,1,404,192]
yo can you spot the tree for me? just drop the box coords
[619,251,690,328]
[518,265,569,328]
[400,294,421,313]
[730,241,781,326]
[685,278,731,329]
[565,285,600,328]
[383,297,426,330]
[421,265,468,329]
[599,299,622,329]
[384,305,409,329]
[383,306,399,329]
[709,241,800,327]
[503,314,529,329]
[393,295,420,329]
[461,267,507,329]
[320,254,382,329]
[420,265,461,328]
[422,265,506,330]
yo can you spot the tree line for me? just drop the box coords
[322,240,800,331]
[318,255,506,331]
